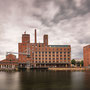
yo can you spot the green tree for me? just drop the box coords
[71,59,76,65]
[80,60,83,67]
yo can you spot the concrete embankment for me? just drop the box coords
[48,68,90,71]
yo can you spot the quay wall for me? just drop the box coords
[48,68,90,71]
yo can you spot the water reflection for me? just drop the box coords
[19,70,72,90]
[0,70,90,90]
[0,71,20,90]
[71,71,85,90]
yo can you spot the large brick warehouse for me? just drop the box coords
[18,29,71,68]
[0,29,71,69]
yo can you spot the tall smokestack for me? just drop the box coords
[35,29,37,43]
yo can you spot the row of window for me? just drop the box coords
[35,58,70,60]
[34,55,70,57]
[35,52,70,54]
[19,47,70,51]
[34,48,70,50]
[32,61,70,63]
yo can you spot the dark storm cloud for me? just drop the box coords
[52,0,90,23]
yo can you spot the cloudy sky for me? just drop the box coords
[0,0,90,60]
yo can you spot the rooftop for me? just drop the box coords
[49,45,70,47]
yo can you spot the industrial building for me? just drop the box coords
[18,29,71,68]
[0,29,71,69]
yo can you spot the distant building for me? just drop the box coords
[73,58,83,62]
[18,29,71,68]
[83,45,90,67]
[0,54,18,69]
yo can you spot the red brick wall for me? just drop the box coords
[83,45,90,67]
[6,54,16,60]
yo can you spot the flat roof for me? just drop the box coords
[49,45,70,47]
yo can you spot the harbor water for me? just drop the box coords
[0,70,90,90]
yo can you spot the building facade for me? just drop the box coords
[0,54,18,69]
[18,30,71,68]
[83,45,90,67]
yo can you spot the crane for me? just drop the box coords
[6,40,31,58]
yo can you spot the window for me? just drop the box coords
[60,52,62,54]
[53,52,55,54]
[64,55,66,57]
[64,58,66,60]
[64,52,66,54]
[60,55,62,57]
[49,52,51,53]
[56,52,58,54]
[39,44,40,47]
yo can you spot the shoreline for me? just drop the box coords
[48,67,90,71]
[0,67,90,71]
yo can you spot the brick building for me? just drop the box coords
[0,54,18,69]
[83,45,90,67]
[18,29,71,68]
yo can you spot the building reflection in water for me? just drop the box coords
[71,71,85,90]
[19,70,72,90]
[0,70,90,90]
[0,72,20,90]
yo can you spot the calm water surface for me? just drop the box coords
[0,70,90,90]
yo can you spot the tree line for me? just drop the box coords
[71,59,83,67]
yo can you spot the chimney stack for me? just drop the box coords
[35,29,37,43]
